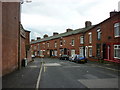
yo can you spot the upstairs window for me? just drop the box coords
[55,41,57,48]
[97,29,101,40]
[71,39,75,46]
[34,46,37,50]
[80,36,84,44]
[47,42,49,47]
[114,23,120,37]
[60,40,63,46]
[89,32,92,43]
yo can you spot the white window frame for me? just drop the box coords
[71,39,75,46]
[97,29,101,40]
[55,42,57,48]
[114,45,120,59]
[114,23,120,37]
[60,40,63,46]
[54,50,58,56]
[47,42,49,47]
[34,46,37,50]
[80,36,84,44]
[79,47,84,57]
[88,32,92,43]
[89,47,92,57]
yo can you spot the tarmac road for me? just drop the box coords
[2,58,120,90]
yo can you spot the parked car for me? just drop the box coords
[74,55,87,63]
[69,54,77,62]
[59,55,69,60]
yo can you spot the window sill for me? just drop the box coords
[114,57,120,59]
[115,36,120,38]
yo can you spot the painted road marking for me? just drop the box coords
[78,78,118,88]
[36,62,43,90]
[44,66,47,72]
[44,63,61,66]
[91,64,120,72]
[28,65,38,68]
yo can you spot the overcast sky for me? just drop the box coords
[21,0,120,40]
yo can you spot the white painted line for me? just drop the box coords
[36,62,43,90]
[92,64,120,72]
[96,65,120,72]
[78,78,118,88]
[44,63,61,66]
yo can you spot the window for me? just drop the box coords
[114,45,120,59]
[47,42,49,47]
[64,40,66,45]
[34,46,37,50]
[55,41,57,48]
[54,50,58,56]
[89,48,92,57]
[89,32,92,43]
[114,23,120,37]
[60,40,63,46]
[80,36,84,44]
[96,44,101,57]
[71,39,75,46]
[79,47,84,57]
[97,29,101,40]
[71,49,75,56]
[47,50,49,55]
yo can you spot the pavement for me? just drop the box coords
[2,58,42,89]
[2,58,120,90]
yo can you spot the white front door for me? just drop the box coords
[85,46,88,58]
[71,49,75,56]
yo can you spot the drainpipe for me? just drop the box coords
[18,2,21,70]
[83,32,85,58]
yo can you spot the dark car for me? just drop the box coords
[59,55,69,60]
[74,55,87,63]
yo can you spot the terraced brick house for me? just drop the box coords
[31,11,120,63]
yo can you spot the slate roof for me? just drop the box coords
[31,25,95,44]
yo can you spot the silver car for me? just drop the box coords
[69,54,77,62]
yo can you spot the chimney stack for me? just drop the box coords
[85,21,92,28]
[66,28,73,32]
[37,37,41,40]
[43,34,48,38]
[31,39,35,42]
[110,11,118,17]
[53,32,59,36]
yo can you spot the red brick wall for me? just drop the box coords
[0,1,2,76]
[25,31,30,45]
[84,13,120,61]
[2,2,20,75]
[20,37,26,63]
